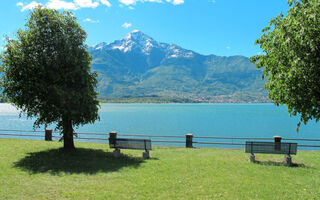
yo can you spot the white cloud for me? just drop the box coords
[172,0,184,5]
[226,46,231,50]
[119,0,137,5]
[143,0,162,3]
[100,0,111,7]
[119,0,163,6]
[83,18,100,23]
[16,2,23,7]
[164,0,184,5]
[46,0,77,10]
[18,0,104,11]
[17,0,182,12]
[20,1,43,12]
[122,22,132,28]
[74,0,99,8]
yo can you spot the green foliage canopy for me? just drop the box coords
[0,7,100,148]
[250,0,320,130]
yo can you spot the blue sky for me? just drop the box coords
[0,0,290,57]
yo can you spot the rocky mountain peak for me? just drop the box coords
[125,30,152,42]
[91,30,195,58]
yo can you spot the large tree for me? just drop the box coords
[250,0,320,130]
[0,7,100,149]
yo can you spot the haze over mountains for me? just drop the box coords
[89,30,269,102]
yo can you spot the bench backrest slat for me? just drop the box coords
[109,138,152,150]
[245,141,297,155]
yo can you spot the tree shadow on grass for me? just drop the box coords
[254,160,307,168]
[14,148,146,175]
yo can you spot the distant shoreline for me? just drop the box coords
[0,96,272,104]
[99,101,273,104]
[99,96,272,104]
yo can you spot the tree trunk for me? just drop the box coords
[62,117,75,150]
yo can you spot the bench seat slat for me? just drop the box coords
[245,141,297,155]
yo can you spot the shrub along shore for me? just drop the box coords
[0,138,319,199]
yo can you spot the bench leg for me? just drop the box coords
[113,149,121,158]
[143,150,150,159]
[249,153,255,162]
[284,154,292,166]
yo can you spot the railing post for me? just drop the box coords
[249,141,255,162]
[109,131,117,145]
[143,139,150,159]
[109,131,120,157]
[186,133,193,148]
[274,135,282,151]
[45,129,52,141]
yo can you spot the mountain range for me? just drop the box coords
[88,30,269,103]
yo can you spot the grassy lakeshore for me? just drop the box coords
[0,138,320,199]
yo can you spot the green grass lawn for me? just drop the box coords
[0,138,320,200]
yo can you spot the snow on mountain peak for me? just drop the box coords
[131,29,140,33]
[125,30,153,43]
[166,44,194,58]
[93,42,109,50]
[119,30,159,54]
[91,31,195,58]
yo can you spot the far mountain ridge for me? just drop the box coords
[89,30,269,102]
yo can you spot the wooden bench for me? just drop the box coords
[245,141,297,165]
[109,137,152,158]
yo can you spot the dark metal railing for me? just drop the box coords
[0,129,320,149]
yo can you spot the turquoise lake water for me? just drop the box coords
[0,103,319,148]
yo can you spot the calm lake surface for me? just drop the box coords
[0,103,319,148]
